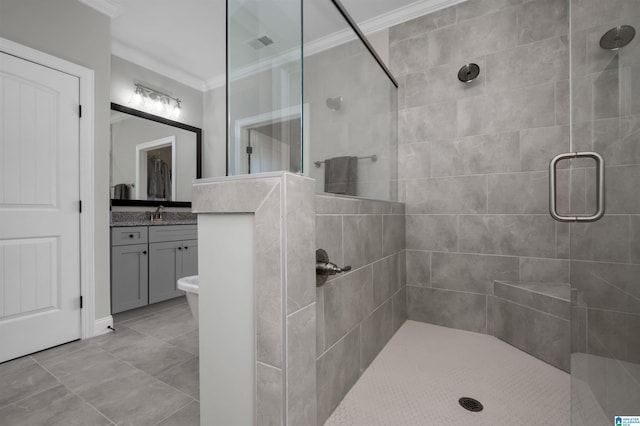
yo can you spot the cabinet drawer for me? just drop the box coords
[149,225,198,243]
[111,226,148,246]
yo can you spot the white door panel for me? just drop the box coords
[0,51,81,362]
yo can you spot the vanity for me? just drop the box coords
[110,221,198,314]
[109,102,202,314]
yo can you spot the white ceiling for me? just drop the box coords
[106,0,458,91]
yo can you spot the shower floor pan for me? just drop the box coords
[325,320,570,426]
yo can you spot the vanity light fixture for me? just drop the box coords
[130,83,182,118]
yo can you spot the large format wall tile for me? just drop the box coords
[493,297,570,371]
[488,171,552,214]
[520,125,569,171]
[406,215,458,252]
[407,286,488,333]
[520,257,570,283]
[570,216,630,262]
[517,0,568,44]
[361,300,394,370]
[323,267,374,349]
[431,132,520,176]
[316,327,360,425]
[404,176,488,214]
[397,143,431,180]
[286,175,316,313]
[456,0,527,22]
[486,36,568,92]
[399,103,457,142]
[343,215,383,270]
[383,214,405,257]
[427,8,517,68]
[459,215,557,257]
[406,250,431,286]
[287,304,316,425]
[431,252,519,294]
[392,287,408,333]
[457,83,556,137]
[316,215,343,267]
[404,59,486,109]
[372,254,401,308]
[390,6,456,42]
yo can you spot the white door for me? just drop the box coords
[0,51,81,362]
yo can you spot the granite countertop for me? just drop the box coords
[111,211,197,227]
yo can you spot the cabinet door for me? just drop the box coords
[111,244,148,314]
[148,240,185,304]
[180,239,198,278]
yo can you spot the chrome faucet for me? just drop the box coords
[151,205,164,221]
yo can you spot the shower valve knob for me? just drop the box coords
[316,261,351,275]
[316,249,351,286]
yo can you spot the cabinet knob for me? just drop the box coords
[184,246,188,250]
[142,250,147,255]
[178,247,182,250]
[129,234,134,238]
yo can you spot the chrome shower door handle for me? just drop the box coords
[549,151,605,223]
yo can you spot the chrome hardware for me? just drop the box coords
[151,205,165,221]
[549,152,605,223]
[316,249,351,287]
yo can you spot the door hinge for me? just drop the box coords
[79,105,82,118]
[80,295,83,309]
[79,200,82,213]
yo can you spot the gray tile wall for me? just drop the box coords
[315,195,406,424]
[391,0,572,334]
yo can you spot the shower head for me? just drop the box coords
[600,25,636,50]
[458,63,480,83]
[326,96,343,111]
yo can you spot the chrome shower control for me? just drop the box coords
[316,249,351,287]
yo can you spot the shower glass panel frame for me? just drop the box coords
[226,0,399,202]
[226,0,304,176]
[568,0,640,423]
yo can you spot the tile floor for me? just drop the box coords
[325,320,571,426]
[0,297,199,426]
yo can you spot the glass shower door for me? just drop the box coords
[569,0,640,423]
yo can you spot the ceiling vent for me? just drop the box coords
[248,35,274,50]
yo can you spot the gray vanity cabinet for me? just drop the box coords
[111,227,149,314]
[148,226,198,304]
[110,224,197,313]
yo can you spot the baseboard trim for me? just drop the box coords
[93,316,114,337]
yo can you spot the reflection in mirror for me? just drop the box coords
[110,103,202,206]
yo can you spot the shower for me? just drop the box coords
[599,24,636,50]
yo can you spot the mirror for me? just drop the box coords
[110,103,202,207]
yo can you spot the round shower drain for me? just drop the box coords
[458,397,484,412]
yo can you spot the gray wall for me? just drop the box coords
[0,0,112,320]
[390,0,571,334]
[315,195,406,424]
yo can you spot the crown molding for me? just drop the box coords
[112,0,464,92]
[112,40,207,91]
[359,0,467,34]
[76,0,123,18]
[205,74,227,91]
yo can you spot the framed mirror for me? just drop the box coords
[110,103,202,207]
